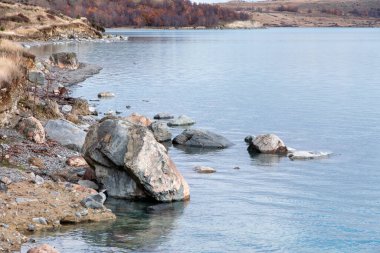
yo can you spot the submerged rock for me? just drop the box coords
[82,118,190,202]
[27,244,60,253]
[167,115,195,126]
[16,117,45,144]
[247,134,288,154]
[150,121,172,142]
[154,113,174,120]
[50,52,79,70]
[45,119,86,151]
[173,129,233,149]
[288,151,331,160]
[194,166,216,174]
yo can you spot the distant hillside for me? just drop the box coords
[0,1,102,41]
[12,0,249,28]
[220,0,380,27]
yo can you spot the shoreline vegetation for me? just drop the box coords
[0,0,371,252]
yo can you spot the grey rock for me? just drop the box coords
[82,118,190,202]
[288,151,332,160]
[0,176,12,185]
[0,223,9,229]
[78,180,99,190]
[0,182,7,192]
[50,52,79,69]
[173,129,233,149]
[28,70,45,85]
[81,192,106,209]
[27,224,36,231]
[98,92,115,98]
[247,134,288,154]
[34,175,44,185]
[80,209,88,216]
[16,117,46,144]
[45,119,86,151]
[194,166,216,174]
[150,121,172,142]
[153,113,174,120]
[16,198,38,204]
[32,217,48,225]
[167,115,195,126]
[61,105,73,114]
[94,164,146,200]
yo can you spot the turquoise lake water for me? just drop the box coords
[24,28,380,252]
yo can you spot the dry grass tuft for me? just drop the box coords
[0,56,22,85]
[0,39,25,55]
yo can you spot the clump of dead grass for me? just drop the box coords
[0,56,22,85]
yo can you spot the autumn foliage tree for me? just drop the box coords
[16,0,250,27]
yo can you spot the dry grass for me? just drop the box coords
[0,40,24,85]
[0,56,22,85]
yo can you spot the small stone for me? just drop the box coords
[66,156,88,167]
[27,224,36,231]
[34,175,45,185]
[32,217,48,225]
[80,209,88,216]
[61,105,72,114]
[153,113,174,120]
[0,176,12,185]
[244,135,254,144]
[75,212,82,218]
[16,198,38,204]
[0,182,8,192]
[126,105,131,109]
[0,223,9,229]
[233,166,240,170]
[98,92,115,98]
[194,166,216,174]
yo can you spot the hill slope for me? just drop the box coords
[221,0,380,27]
[0,1,102,41]
[11,0,249,28]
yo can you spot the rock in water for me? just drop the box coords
[194,166,216,174]
[150,121,172,142]
[167,115,195,126]
[16,117,46,144]
[98,92,115,98]
[82,118,190,202]
[45,119,86,151]
[173,129,233,149]
[124,113,152,127]
[154,113,174,120]
[247,134,288,154]
[50,52,79,70]
[288,151,331,160]
[27,244,60,253]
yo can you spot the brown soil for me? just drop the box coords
[0,180,116,252]
[221,0,380,27]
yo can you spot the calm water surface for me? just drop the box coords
[24,28,380,252]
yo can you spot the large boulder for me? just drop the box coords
[82,118,190,202]
[16,117,45,144]
[49,52,79,70]
[247,134,288,154]
[45,119,86,151]
[172,129,233,149]
[150,121,172,142]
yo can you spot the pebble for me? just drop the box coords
[0,176,12,185]
[27,224,36,231]
[98,92,115,98]
[233,166,240,170]
[32,217,48,225]
[194,166,216,174]
[15,198,38,204]
[34,175,45,185]
[61,105,72,114]
[0,223,9,229]
[0,182,7,192]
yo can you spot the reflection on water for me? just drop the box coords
[249,153,287,166]
[22,199,187,253]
